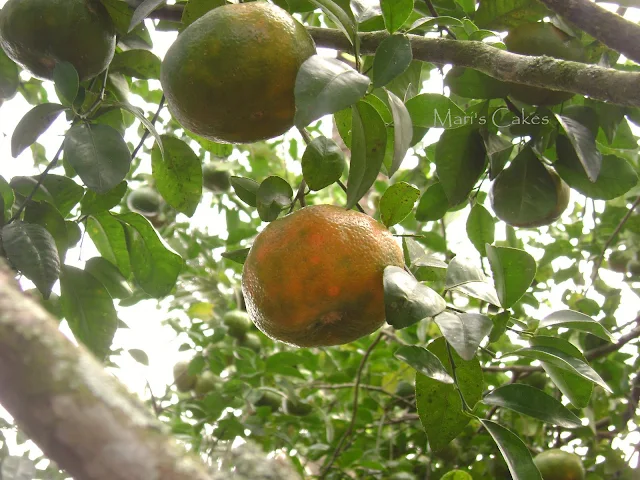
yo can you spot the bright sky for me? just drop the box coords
[0,0,639,471]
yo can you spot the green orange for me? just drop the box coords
[0,0,115,81]
[533,449,585,480]
[505,23,586,106]
[160,2,316,144]
[242,204,404,347]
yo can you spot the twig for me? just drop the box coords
[131,94,165,159]
[585,322,640,361]
[422,0,457,39]
[313,382,414,409]
[9,143,64,223]
[537,0,640,64]
[590,195,640,285]
[319,332,384,477]
[336,180,365,213]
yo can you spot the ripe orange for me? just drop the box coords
[242,205,404,347]
[160,2,316,144]
[534,449,585,480]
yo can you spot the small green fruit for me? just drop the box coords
[127,187,163,217]
[254,390,282,411]
[238,332,262,352]
[283,397,313,416]
[533,449,585,480]
[395,381,414,398]
[173,360,197,393]
[223,310,252,339]
[194,370,219,396]
[202,163,231,193]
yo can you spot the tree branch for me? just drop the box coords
[148,6,640,108]
[0,261,297,480]
[537,0,640,64]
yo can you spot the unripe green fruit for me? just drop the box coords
[194,370,219,396]
[223,310,252,339]
[395,381,415,398]
[283,397,313,416]
[202,164,231,193]
[533,449,585,480]
[254,390,282,411]
[173,360,197,393]
[127,187,163,217]
[608,250,630,273]
[238,332,262,352]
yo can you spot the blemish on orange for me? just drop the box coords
[328,285,340,297]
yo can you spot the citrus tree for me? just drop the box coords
[0,0,639,479]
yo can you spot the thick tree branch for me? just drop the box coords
[537,0,640,65]
[148,7,640,107]
[0,262,297,480]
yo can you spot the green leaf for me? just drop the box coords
[0,48,19,101]
[466,203,495,256]
[386,90,413,176]
[436,126,487,205]
[309,0,357,47]
[10,176,54,205]
[182,0,225,26]
[445,67,509,99]
[1,222,60,298]
[543,364,593,408]
[383,266,446,329]
[256,176,293,222]
[0,176,14,223]
[486,245,536,309]
[434,311,493,361]
[60,265,118,361]
[294,56,370,128]
[539,310,614,343]
[489,311,511,343]
[394,345,454,384]
[221,247,250,265]
[110,50,162,79]
[301,136,346,191]
[480,420,543,480]
[346,101,387,209]
[440,471,473,480]
[128,349,149,365]
[129,0,165,32]
[416,337,483,452]
[474,0,551,30]
[64,123,131,194]
[114,102,164,159]
[85,257,133,299]
[101,0,134,35]
[53,62,79,106]
[230,176,260,207]
[39,174,84,217]
[415,182,449,222]
[24,201,69,261]
[81,181,128,215]
[380,0,413,33]
[11,103,67,158]
[454,281,501,306]
[118,212,183,297]
[555,114,602,182]
[555,137,637,200]
[405,93,465,129]
[483,384,582,428]
[86,212,131,278]
[380,182,420,227]
[372,35,413,88]
[445,256,485,289]
[151,135,202,217]
[482,131,513,179]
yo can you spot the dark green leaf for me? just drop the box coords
[436,126,487,204]
[230,176,260,207]
[64,123,131,194]
[309,0,357,47]
[486,245,536,309]
[474,0,551,30]
[380,0,413,33]
[11,103,67,158]
[483,384,582,428]
[0,48,19,101]
[454,281,501,306]
[0,176,14,223]
[256,176,293,222]
[445,67,510,99]
[118,212,183,297]
[386,90,413,176]
[405,93,465,129]
[346,101,387,209]
[151,135,202,217]
[221,247,250,265]
[384,266,446,329]
[416,337,483,452]
[555,137,637,200]
[60,265,118,360]
[481,420,543,480]
[380,182,420,227]
[467,203,495,256]
[294,56,370,127]
[24,201,69,261]
[101,0,134,35]
[85,257,133,299]
[182,0,226,26]
[489,311,510,343]
[114,102,164,158]
[434,311,493,361]
[543,364,593,408]
[555,114,602,182]
[445,256,485,289]
[482,131,513,179]
[129,0,164,32]
[301,136,346,191]
[86,212,132,277]
[128,349,149,365]
[111,50,161,79]
[81,181,128,215]
[539,310,614,342]
[38,174,84,218]
[440,471,473,480]
[372,35,413,88]
[394,345,454,384]
[415,182,449,222]
[1,222,60,298]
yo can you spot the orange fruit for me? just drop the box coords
[534,449,585,480]
[242,205,404,347]
[160,2,316,144]
[0,0,115,81]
